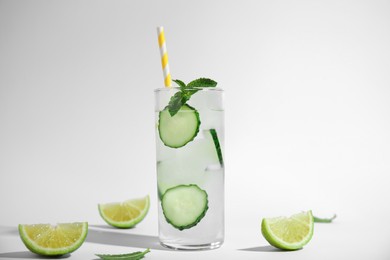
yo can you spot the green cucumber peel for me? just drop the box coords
[95,248,150,260]
[168,78,217,116]
[161,184,209,231]
[158,104,200,148]
[209,129,224,166]
[314,214,337,223]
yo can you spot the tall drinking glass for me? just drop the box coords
[154,87,224,250]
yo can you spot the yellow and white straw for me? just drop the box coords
[157,26,172,87]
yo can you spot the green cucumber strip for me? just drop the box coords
[96,248,150,260]
[161,184,208,230]
[158,104,200,148]
[209,129,223,166]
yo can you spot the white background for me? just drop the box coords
[1,0,390,259]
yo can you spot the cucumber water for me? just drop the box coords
[157,129,223,199]
[155,86,224,250]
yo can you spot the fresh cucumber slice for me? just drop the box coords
[158,104,200,148]
[161,184,208,230]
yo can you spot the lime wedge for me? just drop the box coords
[18,222,88,256]
[261,210,314,250]
[98,195,150,228]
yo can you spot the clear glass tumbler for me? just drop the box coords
[154,87,224,250]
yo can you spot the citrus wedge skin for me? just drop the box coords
[18,222,88,256]
[98,195,150,228]
[261,210,314,250]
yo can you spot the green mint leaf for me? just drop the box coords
[187,78,217,88]
[167,91,189,116]
[314,214,337,223]
[96,248,150,260]
[166,77,217,117]
[172,79,186,90]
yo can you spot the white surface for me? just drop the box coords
[1,0,390,259]
[1,218,389,259]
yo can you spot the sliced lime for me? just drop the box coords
[98,195,150,228]
[19,222,88,256]
[261,210,314,250]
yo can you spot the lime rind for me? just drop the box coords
[98,195,150,229]
[261,211,314,250]
[18,222,88,256]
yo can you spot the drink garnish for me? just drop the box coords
[18,222,88,256]
[261,211,314,250]
[98,196,150,228]
[167,78,217,116]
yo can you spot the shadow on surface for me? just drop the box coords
[88,224,133,230]
[238,245,286,252]
[0,226,18,236]
[0,251,70,259]
[87,228,169,251]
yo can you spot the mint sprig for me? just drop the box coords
[167,78,217,116]
[96,248,150,260]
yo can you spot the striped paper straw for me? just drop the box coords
[157,26,172,87]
